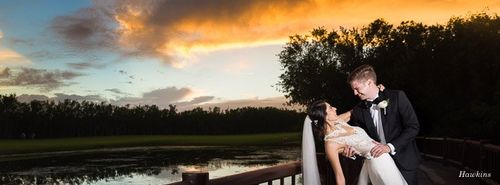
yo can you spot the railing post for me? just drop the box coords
[182,171,209,185]
[479,139,490,171]
[422,136,427,157]
[479,139,483,171]
[461,137,468,169]
[443,136,447,164]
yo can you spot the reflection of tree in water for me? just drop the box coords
[0,146,299,184]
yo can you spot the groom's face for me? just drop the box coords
[350,79,372,100]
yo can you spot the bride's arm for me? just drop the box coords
[337,110,351,122]
[325,141,346,185]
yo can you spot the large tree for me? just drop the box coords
[277,13,500,142]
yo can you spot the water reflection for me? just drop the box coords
[0,146,300,185]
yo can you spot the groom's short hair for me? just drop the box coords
[348,64,377,83]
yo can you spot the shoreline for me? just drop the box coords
[0,133,301,161]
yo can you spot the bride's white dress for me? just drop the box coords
[324,121,408,185]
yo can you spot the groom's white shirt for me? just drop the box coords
[368,95,396,155]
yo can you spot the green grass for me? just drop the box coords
[0,132,301,156]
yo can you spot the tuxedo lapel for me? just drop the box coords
[380,92,398,143]
[381,105,390,140]
[379,91,391,141]
[362,108,380,142]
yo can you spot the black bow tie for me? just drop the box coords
[364,98,381,108]
[364,100,374,108]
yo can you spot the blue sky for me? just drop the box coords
[0,0,498,111]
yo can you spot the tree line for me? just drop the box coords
[277,13,499,143]
[0,94,304,138]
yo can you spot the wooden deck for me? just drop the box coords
[167,137,500,185]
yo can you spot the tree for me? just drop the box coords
[0,94,304,138]
[277,13,500,142]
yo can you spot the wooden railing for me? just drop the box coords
[167,153,359,185]
[168,137,500,185]
[417,137,500,184]
[168,161,301,185]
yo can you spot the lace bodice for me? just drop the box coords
[324,121,376,159]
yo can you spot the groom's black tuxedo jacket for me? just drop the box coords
[349,89,420,171]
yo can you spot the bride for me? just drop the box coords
[302,100,407,185]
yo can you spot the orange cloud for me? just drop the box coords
[55,0,499,67]
[108,0,318,67]
[0,29,32,66]
[0,49,32,65]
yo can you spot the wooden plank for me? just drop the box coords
[209,161,301,185]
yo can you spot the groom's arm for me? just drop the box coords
[391,91,420,151]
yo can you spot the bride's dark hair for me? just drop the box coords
[307,100,328,140]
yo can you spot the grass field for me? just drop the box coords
[0,132,301,156]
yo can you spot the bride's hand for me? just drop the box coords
[341,146,357,159]
[377,84,386,91]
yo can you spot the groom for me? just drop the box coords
[345,64,420,185]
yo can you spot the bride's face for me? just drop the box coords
[325,103,338,121]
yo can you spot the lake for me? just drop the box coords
[0,146,302,185]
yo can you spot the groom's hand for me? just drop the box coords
[371,141,390,158]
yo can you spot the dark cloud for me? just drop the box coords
[51,6,117,51]
[105,88,123,94]
[0,67,84,91]
[26,51,54,60]
[142,87,192,104]
[51,0,314,66]
[111,86,192,107]
[67,62,106,70]
[109,86,216,109]
[16,94,50,103]
[6,36,81,62]
[105,88,130,95]
[7,38,34,47]
[16,93,106,103]
[48,0,500,68]
[140,0,305,24]
[52,93,106,102]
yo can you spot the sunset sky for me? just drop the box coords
[0,0,498,111]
